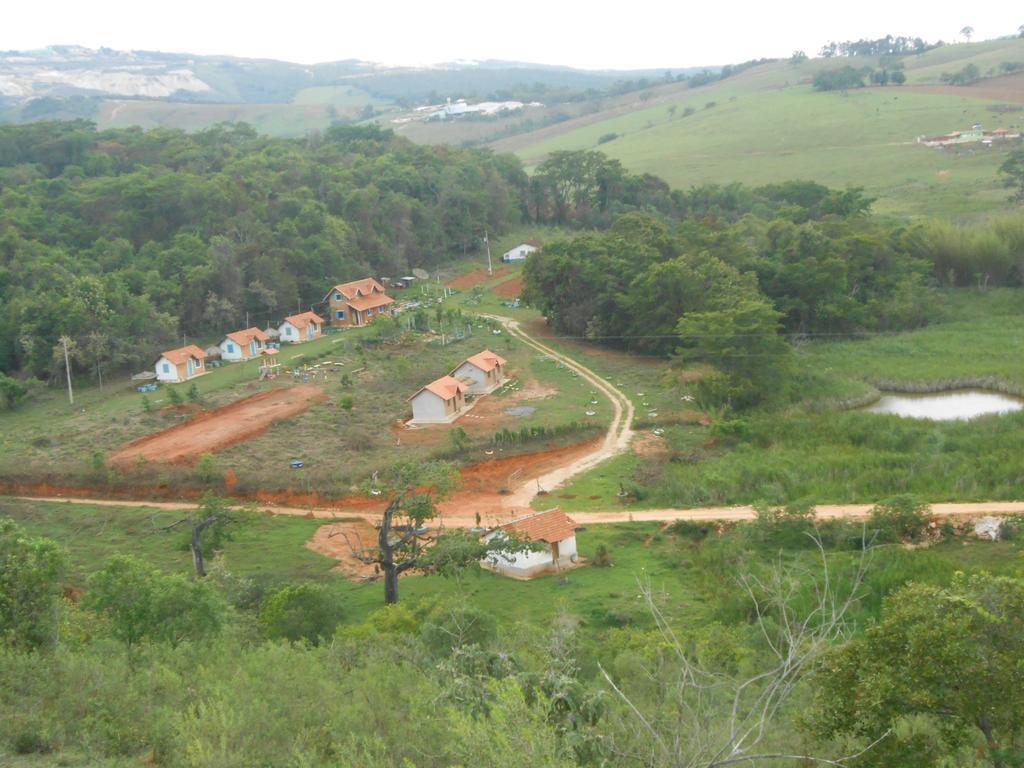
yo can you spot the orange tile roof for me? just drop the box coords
[347,293,395,312]
[225,327,270,346]
[327,278,387,301]
[463,349,507,373]
[159,344,207,365]
[410,375,465,402]
[524,239,543,247]
[284,311,324,330]
[500,508,577,544]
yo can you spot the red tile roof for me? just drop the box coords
[327,278,387,301]
[524,239,543,248]
[284,311,324,330]
[410,375,465,402]
[500,508,577,544]
[347,293,395,312]
[159,344,207,365]
[463,349,507,373]
[225,327,270,346]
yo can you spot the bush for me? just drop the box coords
[749,501,818,548]
[167,387,183,405]
[597,132,619,145]
[186,383,201,402]
[0,372,28,410]
[260,583,344,645]
[667,519,714,542]
[593,544,613,567]
[868,495,930,543]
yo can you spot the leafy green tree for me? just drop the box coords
[0,373,28,410]
[676,297,793,407]
[259,583,344,645]
[340,462,532,604]
[0,518,66,650]
[1000,149,1024,203]
[448,426,470,453]
[811,574,1024,767]
[84,554,225,647]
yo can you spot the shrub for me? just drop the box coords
[667,519,714,542]
[196,453,217,485]
[260,583,344,645]
[141,394,152,412]
[0,372,28,410]
[593,544,613,567]
[339,394,354,412]
[868,495,931,543]
[597,132,619,145]
[186,383,200,403]
[749,501,818,548]
[167,387,183,405]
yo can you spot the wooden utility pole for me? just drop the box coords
[60,335,74,405]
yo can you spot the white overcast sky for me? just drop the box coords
[3,0,1021,69]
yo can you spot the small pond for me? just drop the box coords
[862,389,1024,421]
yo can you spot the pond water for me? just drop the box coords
[862,389,1024,421]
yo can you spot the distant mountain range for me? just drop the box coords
[0,45,712,108]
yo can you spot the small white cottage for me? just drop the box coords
[450,349,507,394]
[501,240,541,262]
[408,375,466,424]
[482,508,580,579]
[278,311,324,344]
[154,345,207,383]
[218,327,270,362]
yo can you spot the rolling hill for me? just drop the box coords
[476,38,1024,220]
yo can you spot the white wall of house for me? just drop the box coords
[219,338,244,361]
[278,321,301,343]
[410,390,450,422]
[154,356,181,382]
[502,243,538,262]
[483,532,577,578]
[451,361,493,393]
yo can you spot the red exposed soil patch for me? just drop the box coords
[494,276,523,298]
[306,520,385,579]
[110,385,326,466]
[447,266,509,290]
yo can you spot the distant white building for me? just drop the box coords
[501,240,542,262]
[483,508,580,579]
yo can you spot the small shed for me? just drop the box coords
[408,375,466,423]
[451,349,508,394]
[482,508,580,579]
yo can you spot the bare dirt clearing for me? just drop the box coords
[494,276,523,298]
[110,385,326,465]
[306,519,385,579]
[447,266,509,290]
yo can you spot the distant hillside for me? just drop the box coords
[477,38,1024,220]
[0,46,712,137]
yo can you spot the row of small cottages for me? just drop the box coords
[155,278,396,383]
[408,350,508,423]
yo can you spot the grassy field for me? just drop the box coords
[0,313,604,497]
[97,85,392,137]
[478,39,1024,220]
[2,497,1020,630]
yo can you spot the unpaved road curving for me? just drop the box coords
[479,314,635,513]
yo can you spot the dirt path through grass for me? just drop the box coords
[480,314,635,513]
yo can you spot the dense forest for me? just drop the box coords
[0,121,531,378]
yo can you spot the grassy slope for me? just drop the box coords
[96,85,392,137]
[3,498,1020,631]
[488,39,1024,219]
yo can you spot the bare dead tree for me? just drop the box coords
[600,532,888,767]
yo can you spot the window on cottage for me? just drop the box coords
[162,362,170,373]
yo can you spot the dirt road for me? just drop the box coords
[480,314,635,512]
[110,385,325,465]
[10,496,1024,527]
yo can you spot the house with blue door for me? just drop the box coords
[278,311,325,344]
[154,345,208,383]
[218,327,271,362]
[324,278,395,327]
